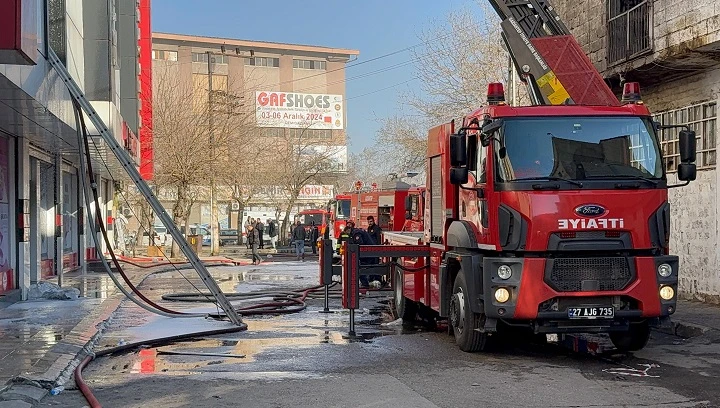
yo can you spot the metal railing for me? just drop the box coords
[607,0,651,65]
[654,102,717,172]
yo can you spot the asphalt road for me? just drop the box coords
[39,261,720,408]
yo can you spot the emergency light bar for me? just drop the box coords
[487,82,506,105]
[621,82,643,104]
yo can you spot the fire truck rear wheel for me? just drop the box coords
[609,321,651,352]
[394,268,417,321]
[450,273,489,352]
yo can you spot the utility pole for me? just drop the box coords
[207,51,219,256]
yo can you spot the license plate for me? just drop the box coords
[567,307,614,319]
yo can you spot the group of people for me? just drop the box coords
[337,215,384,288]
[290,220,320,261]
[245,217,278,265]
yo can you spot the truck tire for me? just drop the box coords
[450,273,490,352]
[609,322,651,352]
[394,268,417,321]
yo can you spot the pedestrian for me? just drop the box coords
[267,219,277,249]
[256,219,265,249]
[310,221,319,255]
[247,224,262,265]
[115,213,128,255]
[244,216,253,249]
[292,220,307,261]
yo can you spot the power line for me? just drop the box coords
[346,77,419,101]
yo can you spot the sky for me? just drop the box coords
[151,0,477,154]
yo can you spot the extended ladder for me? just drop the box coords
[47,48,243,326]
[487,0,619,106]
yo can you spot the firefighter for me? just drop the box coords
[365,216,383,284]
[336,220,355,253]
[351,227,375,289]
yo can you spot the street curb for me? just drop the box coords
[0,293,124,406]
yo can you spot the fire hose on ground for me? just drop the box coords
[74,282,342,407]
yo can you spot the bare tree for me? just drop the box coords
[269,123,346,239]
[373,3,529,175]
[152,61,251,257]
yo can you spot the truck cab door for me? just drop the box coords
[460,134,490,245]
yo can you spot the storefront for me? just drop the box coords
[0,134,12,293]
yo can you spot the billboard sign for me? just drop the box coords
[255,91,344,130]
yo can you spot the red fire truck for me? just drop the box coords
[376,0,698,353]
[328,185,425,255]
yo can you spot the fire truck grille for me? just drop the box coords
[547,257,633,292]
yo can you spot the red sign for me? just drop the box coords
[354,181,362,191]
[0,0,38,65]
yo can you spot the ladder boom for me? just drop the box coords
[488,0,619,106]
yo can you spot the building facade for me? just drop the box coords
[150,33,359,228]
[0,0,149,298]
[552,0,720,301]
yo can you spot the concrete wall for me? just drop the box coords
[554,0,720,74]
[117,0,140,133]
[651,67,720,302]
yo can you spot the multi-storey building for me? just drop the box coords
[151,33,359,227]
[0,0,150,298]
[552,0,720,301]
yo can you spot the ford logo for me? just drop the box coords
[575,204,607,218]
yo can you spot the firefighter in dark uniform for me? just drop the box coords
[336,220,355,253]
[351,227,375,289]
[365,216,383,284]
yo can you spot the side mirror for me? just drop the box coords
[449,134,467,166]
[450,167,469,185]
[480,119,503,147]
[679,129,696,163]
[678,163,696,181]
[404,196,412,212]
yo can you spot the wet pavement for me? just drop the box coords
[21,259,720,408]
[0,273,124,387]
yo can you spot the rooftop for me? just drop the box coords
[152,32,360,57]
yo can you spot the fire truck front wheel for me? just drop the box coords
[450,273,490,352]
[609,321,651,352]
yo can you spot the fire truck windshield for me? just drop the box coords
[336,199,351,219]
[495,116,663,183]
[300,213,324,226]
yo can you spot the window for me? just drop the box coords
[607,0,651,65]
[192,52,229,64]
[495,116,663,183]
[245,57,280,67]
[335,199,351,220]
[259,128,283,138]
[285,128,332,140]
[152,50,178,61]
[48,0,67,64]
[654,102,717,172]
[293,59,327,70]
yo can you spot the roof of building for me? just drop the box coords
[152,32,360,57]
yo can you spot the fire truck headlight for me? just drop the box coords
[659,286,675,300]
[494,288,510,303]
[497,265,512,280]
[657,263,672,278]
